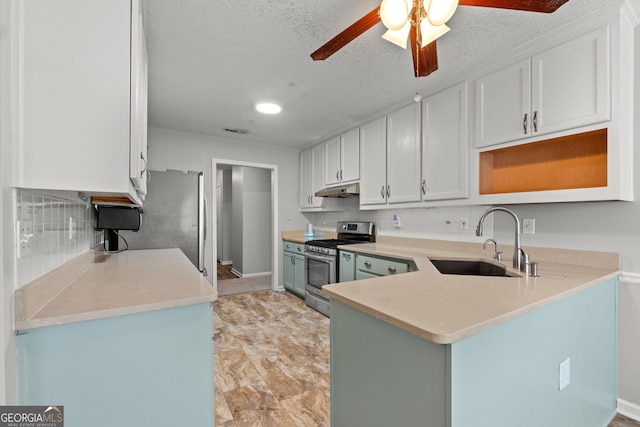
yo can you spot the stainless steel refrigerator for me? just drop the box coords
[122,169,207,275]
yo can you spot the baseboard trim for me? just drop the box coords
[618,398,640,421]
[619,272,640,286]
[218,260,233,266]
[229,269,271,279]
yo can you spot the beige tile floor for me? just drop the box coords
[213,290,330,426]
[213,290,638,427]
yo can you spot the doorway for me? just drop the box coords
[211,159,278,295]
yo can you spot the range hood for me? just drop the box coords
[315,183,360,198]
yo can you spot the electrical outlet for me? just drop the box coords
[559,358,571,391]
[392,214,401,228]
[16,220,34,259]
[523,218,536,234]
[460,217,468,230]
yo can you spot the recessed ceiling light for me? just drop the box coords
[256,102,282,114]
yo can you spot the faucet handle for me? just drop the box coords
[483,239,502,261]
[494,251,503,261]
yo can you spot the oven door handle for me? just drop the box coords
[304,251,335,263]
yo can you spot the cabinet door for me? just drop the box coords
[324,136,342,186]
[340,128,360,183]
[386,103,422,204]
[130,2,148,198]
[339,251,356,282]
[422,82,469,201]
[18,0,138,201]
[299,149,313,208]
[311,144,325,207]
[531,26,610,136]
[359,117,388,206]
[283,251,296,292]
[293,254,306,296]
[475,59,531,148]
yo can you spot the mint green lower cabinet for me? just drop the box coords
[339,251,355,282]
[18,303,214,427]
[283,241,305,297]
[293,253,305,296]
[354,253,411,279]
[331,278,617,427]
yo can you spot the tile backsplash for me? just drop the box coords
[303,197,493,241]
[15,188,102,287]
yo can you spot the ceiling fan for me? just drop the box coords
[311,0,571,78]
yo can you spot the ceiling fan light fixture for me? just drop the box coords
[255,102,282,114]
[419,21,450,47]
[425,0,458,27]
[380,0,413,31]
[381,20,412,49]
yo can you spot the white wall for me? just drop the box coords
[240,167,272,275]
[0,0,16,403]
[147,127,307,284]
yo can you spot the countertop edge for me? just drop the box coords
[15,295,217,331]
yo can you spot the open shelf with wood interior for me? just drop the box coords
[479,128,608,195]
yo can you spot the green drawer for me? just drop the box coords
[356,254,409,277]
[283,241,305,254]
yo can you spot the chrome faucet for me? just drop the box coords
[476,206,528,272]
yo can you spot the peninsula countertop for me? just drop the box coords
[323,236,620,345]
[15,248,217,331]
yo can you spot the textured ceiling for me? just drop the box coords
[143,0,626,149]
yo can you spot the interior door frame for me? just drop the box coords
[211,158,279,292]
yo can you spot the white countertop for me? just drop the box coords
[15,248,217,331]
[323,237,620,344]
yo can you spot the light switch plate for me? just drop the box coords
[559,357,571,391]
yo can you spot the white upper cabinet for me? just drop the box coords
[300,144,325,210]
[324,128,360,186]
[386,103,422,204]
[360,117,387,206]
[531,26,610,136]
[360,103,422,208]
[129,4,149,197]
[359,117,387,206]
[15,0,147,205]
[475,26,610,149]
[421,82,469,201]
[475,60,531,148]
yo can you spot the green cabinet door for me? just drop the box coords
[283,250,296,292]
[294,253,306,296]
[339,251,355,282]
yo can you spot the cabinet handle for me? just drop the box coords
[364,261,372,268]
[297,247,303,252]
[140,153,147,179]
[523,113,528,135]
[380,185,385,199]
[336,171,340,180]
[342,253,351,260]
[533,110,538,132]
[386,185,391,198]
[308,195,312,204]
[388,266,397,273]
[340,170,343,180]
[421,179,427,195]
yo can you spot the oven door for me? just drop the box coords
[304,251,336,299]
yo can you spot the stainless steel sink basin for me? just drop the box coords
[429,258,517,277]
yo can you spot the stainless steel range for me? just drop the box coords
[304,221,375,316]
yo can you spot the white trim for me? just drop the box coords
[619,272,640,285]
[617,398,640,421]
[230,270,271,279]
[211,158,279,294]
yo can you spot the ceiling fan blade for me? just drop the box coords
[458,0,570,13]
[311,7,381,61]
[410,26,438,78]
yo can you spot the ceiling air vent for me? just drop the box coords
[224,128,249,135]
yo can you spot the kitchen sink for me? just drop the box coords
[429,258,517,277]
